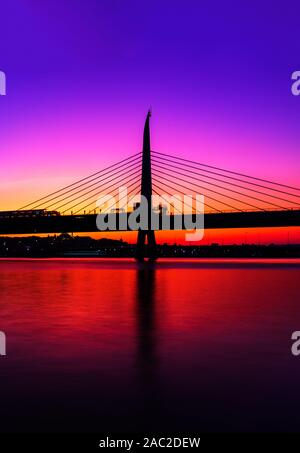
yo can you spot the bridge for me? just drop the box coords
[1,111,300,260]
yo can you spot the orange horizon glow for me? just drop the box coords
[3,226,300,245]
[88,226,300,245]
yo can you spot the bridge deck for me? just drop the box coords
[0,210,299,235]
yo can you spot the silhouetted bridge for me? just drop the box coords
[0,210,299,236]
[1,111,300,259]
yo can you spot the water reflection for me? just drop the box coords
[1,259,300,432]
[136,264,157,371]
[135,264,161,424]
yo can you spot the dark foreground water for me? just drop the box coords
[0,258,300,432]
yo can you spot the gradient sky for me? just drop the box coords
[1,0,300,243]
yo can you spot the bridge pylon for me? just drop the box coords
[136,110,157,261]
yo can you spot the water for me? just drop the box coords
[0,258,300,432]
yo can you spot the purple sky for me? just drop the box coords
[0,0,300,209]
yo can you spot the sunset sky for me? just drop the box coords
[0,0,300,243]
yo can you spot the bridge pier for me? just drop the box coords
[135,111,157,261]
[136,230,157,261]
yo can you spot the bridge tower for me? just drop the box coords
[136,110,157,261]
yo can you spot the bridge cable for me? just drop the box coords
[152,184,218,214]
[18,152,142,210]
[152,158,300,208]
[74,179,141,215]
[32,155,142,211]
[152,152,300,199]
[152,150,300,193]
[62,171,142,214]
[152,175,253,212]
[152,181,221,213]
[86,181,141,214]
[152,164,288,210]
[46,163,142,212]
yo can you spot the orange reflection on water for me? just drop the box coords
[0,258,300,432]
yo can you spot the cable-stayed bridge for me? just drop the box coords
[1,111,300,260]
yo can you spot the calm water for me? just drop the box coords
[0,258,300,432]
